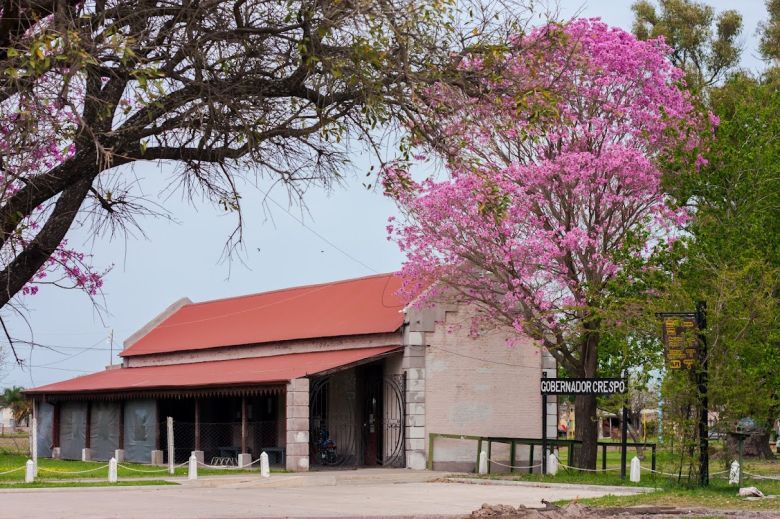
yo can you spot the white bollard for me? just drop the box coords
[547,452,558,476]
[167,416,175,476]
[188,454,198,480]
[729,460,740,485]
[24,459,34,483]
[260,451,270,478]
[478,450,488,474]
[630,456,641,483]
[31,416,38,477]
[108,457,118,483]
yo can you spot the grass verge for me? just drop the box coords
[0,454,283,481]
[568,483,780,512]
[468,452,780,512]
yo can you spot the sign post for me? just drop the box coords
[620,404,628,480]
[540,377,628,477]
[696,302,709,486]
[659,304,709,486]
[541,373,547,475]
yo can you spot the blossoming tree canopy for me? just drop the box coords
[383,19,708,465]
[0,88,104,302]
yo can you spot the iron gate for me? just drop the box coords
[377,373,406,467]
[309,372,405,468]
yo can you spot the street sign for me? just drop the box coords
[539,377,627,395]
[660,313,698,370]
[538,375,629,479]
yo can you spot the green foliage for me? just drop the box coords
[666,74,780,435]
[631,0,742,91]
[632,0,780,457]
[759,0,780,61]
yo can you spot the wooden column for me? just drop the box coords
[240,397,247,454]
[84,402,92,449]
[194,399,201,451]
[118,401,125,450]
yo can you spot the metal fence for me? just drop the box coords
[168,421,281,465]
[0,432,29,455]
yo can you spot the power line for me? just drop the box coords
[13,342,113,351]
[267,197,379,275]
[429,344,542,369]
[27,365,91,374]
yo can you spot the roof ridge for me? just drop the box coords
[183,271,398,308]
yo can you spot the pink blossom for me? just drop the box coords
[383,18,707,342]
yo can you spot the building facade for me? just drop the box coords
[26,273,554,471]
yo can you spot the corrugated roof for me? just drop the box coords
[121,273,404,357]
[26,346,401,395]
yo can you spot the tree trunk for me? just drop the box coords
[574,393,599,468]
[573,327,600,469]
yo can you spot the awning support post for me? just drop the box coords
[194,399,201,452]
[241,397,247,454]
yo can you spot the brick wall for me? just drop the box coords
[423,305,548,472]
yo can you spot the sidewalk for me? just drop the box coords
[0,468,648,519]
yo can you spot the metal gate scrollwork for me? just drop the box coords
[309,372,406,468]
[309,375,356,467]
[379,373,406,468]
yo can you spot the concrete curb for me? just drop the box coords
[444,477,658,494]
[0,483,177,494]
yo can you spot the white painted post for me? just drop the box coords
[630,456,641,483]
[547,452,558,476]
[31,415,38,477]
[260,451,270,478]
[108,457,118,483]
[24,459,34,483]
[188,453,197,480]
[478,450,488,474]
[729,460,740,485]
[166,416,174,476]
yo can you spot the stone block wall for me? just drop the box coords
[285,377,309,472]
[403,336,426,469]
[422,305,549,472]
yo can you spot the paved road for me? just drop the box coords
[0,474,643,519]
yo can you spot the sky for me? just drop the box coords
[0,0,771,388]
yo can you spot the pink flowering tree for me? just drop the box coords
[0,67,105,362]
[383,19,708,467]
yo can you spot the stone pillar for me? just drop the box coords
[403,338,427,470]
[192,450,204,464]
[151,449,164,465]
[81,448,93,462]
[238,453,252,468]
[51,447,61,459]
[285,377,309,472]
[114,449,125,463]
[542,350,558,441]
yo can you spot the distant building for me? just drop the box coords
[0,405,28,433]
[0,406,13,431]
[26,273,553,471]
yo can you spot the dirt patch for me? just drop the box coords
[467,502,780,518]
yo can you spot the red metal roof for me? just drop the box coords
[26,346,401,395]
[121,273,405,357]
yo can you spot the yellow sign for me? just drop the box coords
[662,315,698,370]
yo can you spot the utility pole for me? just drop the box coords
[108,329,114,366]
